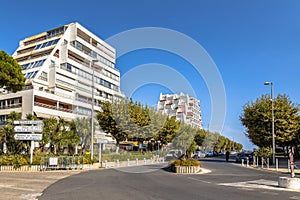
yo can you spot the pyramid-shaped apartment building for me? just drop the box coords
[0,22,123,123]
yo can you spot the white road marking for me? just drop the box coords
[290,196,300,200]
[219,179,300,192]
[0,184,36,191]
[20,193,42,200]
[238,187,254,191]
[187,177,211,184]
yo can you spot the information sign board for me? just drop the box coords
[14,134,42,140]
[13,120,43,125]
[14,126,43,132]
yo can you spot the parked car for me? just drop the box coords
[193,151,206,158]
[235,152,254,163]
[205,151,216,157]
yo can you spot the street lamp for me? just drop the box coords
[90,59,98,160]
[264,81,275,164]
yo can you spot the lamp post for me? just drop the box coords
[157,140,160,156]
[90,59,98,160]
[264,81,275,164]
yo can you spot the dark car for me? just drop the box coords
[235,152,254,163]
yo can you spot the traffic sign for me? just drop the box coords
[97,139,108,144]
[14,134,42,140]
[14,126,43,132]
[13,120,43,125]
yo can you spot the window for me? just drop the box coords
[91,51,97,58]
[39,71,48,81]
[0,115,6,122]
[22,59,45,70]
[34,39,59,50]
[24,71,38,79]
[46,26,66,38]
[66,63,72,71]
[75,41,82,50]
[0,97,22,109]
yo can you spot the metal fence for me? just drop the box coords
[40,156,84,171]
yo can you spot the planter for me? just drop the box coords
[172,165,201,174]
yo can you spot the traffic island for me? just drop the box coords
[169,159,201,174]
[278,177,300,189]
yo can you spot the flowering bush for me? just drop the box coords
[0,154,29,168]
[170,159,201,167]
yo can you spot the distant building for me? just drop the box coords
[157,93,202,129]
[0,22,123,142]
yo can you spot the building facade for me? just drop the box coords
[157,93,202,129]
[0,22,123,128]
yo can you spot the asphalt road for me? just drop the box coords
[39,158,300,200]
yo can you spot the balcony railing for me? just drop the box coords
[34,102,73,113]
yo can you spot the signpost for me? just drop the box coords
[13,120,43,164]
[13,120,43,125]
[97,139,108,167]
[14,134,42,141]
[14,126,43,132]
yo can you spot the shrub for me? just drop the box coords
[170,159,201,167]
[0,154,29,168]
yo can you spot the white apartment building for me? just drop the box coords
[157,93,202,129]
[0,22,123,128]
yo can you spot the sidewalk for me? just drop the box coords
[0,170,82,200]
[241,156,300,176]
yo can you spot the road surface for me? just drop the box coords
[39,158,300,200]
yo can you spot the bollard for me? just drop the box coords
[144,158,146,165]
[136,158,139,166]
[262,157,264,169]
[127,159,130,166]
[242,159,244,166]
[117,160,119,168]
[105,160,108,168]
[246,157,249,167]
[267,158,269,168]
[151,158,153,164]
[257,157,259,168]
[276,158,278,171]
[162,157,165,163]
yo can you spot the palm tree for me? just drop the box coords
[40,117,58,153]
[70,117,91,154]
[0,111,24,154]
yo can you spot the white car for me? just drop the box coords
[193,151,206,158]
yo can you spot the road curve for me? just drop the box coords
[39,159,300,200]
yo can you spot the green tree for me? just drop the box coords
[54,117,69,154]
[215,135,227,152]
[171,124,198,157]
[202,131,220,151]
[70,117,91,154]
[97,100,169,148]
[240,94,300,148]
[40,117,58,153]
[0,50,25,92]
[194,129,207,147]
[96,101,127,146]
[155,116,180,145]
[0,112,23,154]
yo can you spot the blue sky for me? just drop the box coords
[1,0,300,149]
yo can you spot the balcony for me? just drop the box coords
[166,101,172,105]
[177,108,184,113]
[160,96,166,102]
